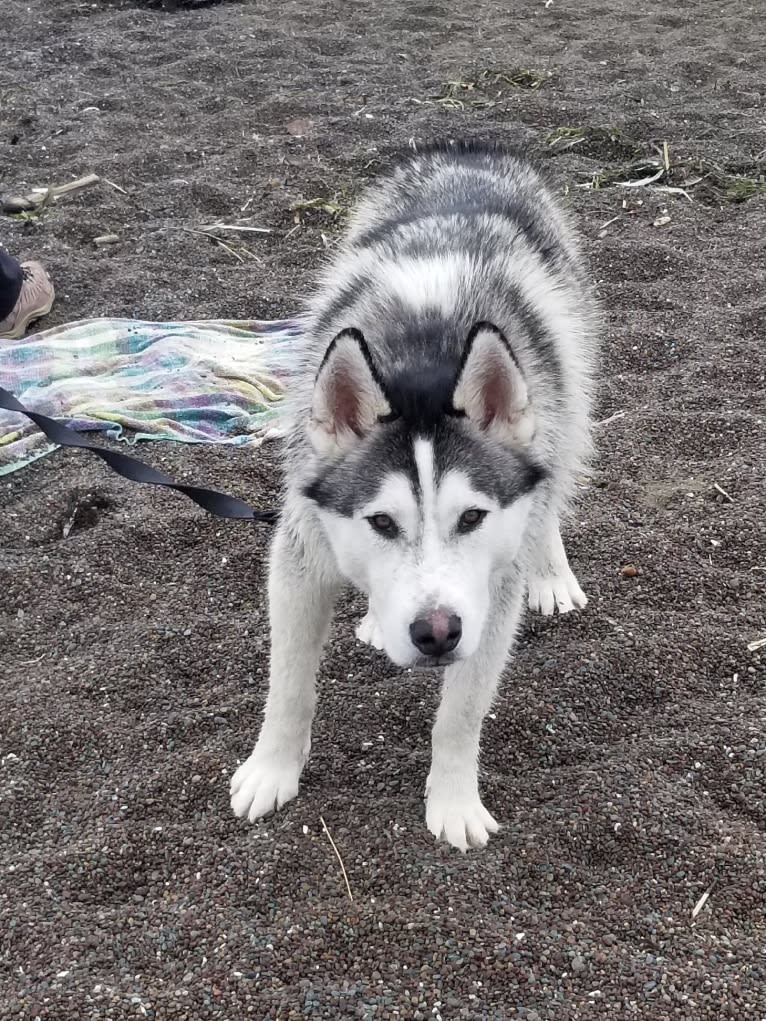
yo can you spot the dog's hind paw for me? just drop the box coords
[527,565,587,616]
[425,778,499,852]
[230,750,302,823]
[355,609,384,650]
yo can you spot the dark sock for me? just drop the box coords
[0,250,24,321]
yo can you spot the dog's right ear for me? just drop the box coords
[309,328,391,456]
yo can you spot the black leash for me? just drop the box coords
[0,386,278,524]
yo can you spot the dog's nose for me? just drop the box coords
[409,610,462,658]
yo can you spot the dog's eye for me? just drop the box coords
[457,508,488,534]
[367,513,399,538]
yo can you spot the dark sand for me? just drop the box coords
[1,1,765,1017]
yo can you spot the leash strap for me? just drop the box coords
[0,386,278,523]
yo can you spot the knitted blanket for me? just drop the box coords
[0,316,303,476]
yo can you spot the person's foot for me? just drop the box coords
[0,261,55,340]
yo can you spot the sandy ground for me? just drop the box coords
[1,0,765,1018]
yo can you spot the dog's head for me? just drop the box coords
[303,323,545,667]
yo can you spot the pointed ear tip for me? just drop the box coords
[324,332,353,362]
[468,321,505,343]
[334,326,364,347]
[316,329,364,383]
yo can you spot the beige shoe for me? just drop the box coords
[0,261,55,340]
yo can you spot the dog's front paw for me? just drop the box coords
[355,609,384,650]
[425,776,499,851]
[527,564,587,616]
[230,749,303,823]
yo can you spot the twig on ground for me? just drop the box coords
[320,815,353,902]
[2,173,100,214]
[713,482,734,502]
[746,636,766,653]
[653,184,694,201]
[211,237,245,262]
[18,653,46,666]
[62,500,81,539]
[594,410,626,428]
[30,174,100,206]
[103,178,128,195]
[199,222,271,234]
[597,215,622,237]
[692,881,716,920]
[620,167,666,188]
[163,225,264,263]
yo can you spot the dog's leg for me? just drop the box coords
[425,587,523,851]
[527,513,587,616]
[230,521,339,823]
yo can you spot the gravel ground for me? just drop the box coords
[1,0,765,1018]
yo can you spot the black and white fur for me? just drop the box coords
[230,142,599,851]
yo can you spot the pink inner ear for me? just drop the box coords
[478,354,514,427]
[331,368,363,435]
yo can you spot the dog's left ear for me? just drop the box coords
[309,328,391,456]
[452,322,535,445]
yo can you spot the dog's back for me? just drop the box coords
[345,141,586,282]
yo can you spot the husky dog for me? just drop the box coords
[230,141,598,851]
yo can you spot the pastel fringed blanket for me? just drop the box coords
[0,316,303,475]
